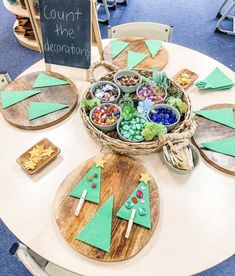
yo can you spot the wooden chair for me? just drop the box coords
[108,22,174,42]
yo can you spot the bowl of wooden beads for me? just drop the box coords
[114,70,142,93]
[90,81,121,104]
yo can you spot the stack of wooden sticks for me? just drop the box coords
[163,140,194,170]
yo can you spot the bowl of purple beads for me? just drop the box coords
[91,81,121,104]
[136,83,167,103]
[147,104,180,131]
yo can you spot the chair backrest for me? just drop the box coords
[109,22,174,42]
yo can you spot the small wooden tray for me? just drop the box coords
[172,68,199,89]
[17,138,60,175]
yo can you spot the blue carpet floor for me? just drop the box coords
[0,0,235,275]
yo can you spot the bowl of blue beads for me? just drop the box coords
[117,115,148,142]
[147,104,180,131]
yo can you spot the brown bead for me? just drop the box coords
[87,176,93,181]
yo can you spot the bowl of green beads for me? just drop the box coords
[117,115,148,142]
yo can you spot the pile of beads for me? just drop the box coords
[137,83,167,103]
[119,116,147,141]
[117,74,139,87]
[149,107,177,126]
[91,104,121,126]
[93,83,119,102]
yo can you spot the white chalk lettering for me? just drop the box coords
[43,6,82,22]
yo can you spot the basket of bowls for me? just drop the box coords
[80,61,197,155]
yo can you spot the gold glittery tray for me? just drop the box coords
[16,138,60,175]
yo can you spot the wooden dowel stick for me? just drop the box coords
[125,209,136,239]
[75,189,87,216]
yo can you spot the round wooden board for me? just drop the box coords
[192,103,235,176]
[103,37,168,70]
[1,71,78,130]
[55,153,160,262]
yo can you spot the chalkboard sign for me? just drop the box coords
[39,0,91,69]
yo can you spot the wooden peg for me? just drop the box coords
[75,189,87,216]
[125,209,136,239]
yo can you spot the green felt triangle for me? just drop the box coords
[29,102,69,120]
[69,165,101,204]
[116,181,151,229]
[194,108,235,129]
[127,51,148,69]
[202,136,235,157]
[145,40,162,58]
[196,68,234,90]
[112,40,129,59]
[1,90,41,109]
[76,196,114,252]
[33,73,70,88]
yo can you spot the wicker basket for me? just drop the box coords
[81,61,197,155]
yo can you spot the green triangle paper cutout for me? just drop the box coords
[202,136,235,157]
[1,90,41,109]
[69,165,101,204]
[76,196,114,252]
[33,73,70,88]
[194,108,235,128]
[145,40,162,58]
[127,51,148,69]
[116,181,151,229]
[29,102,69,120]
[112,40,129,59]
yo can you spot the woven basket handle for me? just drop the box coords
[87,61,119,83]
[160,119,198,145]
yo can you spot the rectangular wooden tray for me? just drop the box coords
[172,68,199,89]
[17,138,60,175]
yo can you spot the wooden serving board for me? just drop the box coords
[192,103,235,176]
[103,37,168,71]
[1,71,78,130]
[172,68,199,89]
[55,153,160,262]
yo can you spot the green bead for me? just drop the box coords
[136,118,140,123]
[136,124,141,130]
[140,119,146,124]
[123,125,130,131]
[131,125,136,130]
[124,133,131,139]
[130,129,135,135]
[134,135,143,140]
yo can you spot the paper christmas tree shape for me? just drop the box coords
[202,136,235,157]
[76,195,114,252]
[194,108,235,128]
[127,51,148,69]
[116,173,151,229]
[69,158,105,204]
[1,90,41,109]
[33,73,70,88]
[29,102,69,120]
[112,40,129,59]
[145,40,162,58]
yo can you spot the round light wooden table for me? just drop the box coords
[0,40,235,276]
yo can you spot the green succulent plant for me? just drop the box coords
[141,122,167,141]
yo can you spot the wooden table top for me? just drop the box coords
[0,40,235,276]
